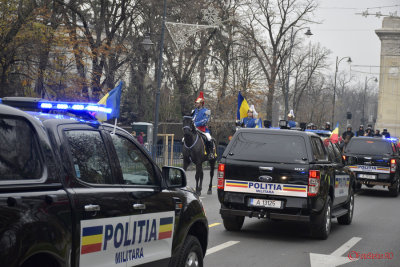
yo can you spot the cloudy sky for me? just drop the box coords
[312,0,400,82]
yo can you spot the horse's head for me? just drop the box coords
[182,116,196,135]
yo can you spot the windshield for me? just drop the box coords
[345,139,392,155]
[228,132,308,163]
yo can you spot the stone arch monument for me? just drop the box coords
[375,16,400,136]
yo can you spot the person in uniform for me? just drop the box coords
[192,91,215,159]
[342,125,354,140]
[382,128,391,138]
[242,105,262,128]
[287,110,296,128]
[324,122,331,131]
[364,127,374,137]
[374,129,382,137]
[355,125,364,137]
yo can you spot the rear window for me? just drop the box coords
[228,132,308,163]
[345,139,392,155]
[0,116,42,180]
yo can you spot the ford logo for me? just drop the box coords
[259,176,273,182]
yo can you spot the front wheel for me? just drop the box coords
[176,235,203,267]
[222,215,245,231]
[311,196,332,240]
[338,188,354,225]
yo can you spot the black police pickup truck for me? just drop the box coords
[344,137,400,197]
[217,128,355,239]
[0,97,208,267]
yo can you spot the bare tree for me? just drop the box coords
[240,0,317,121]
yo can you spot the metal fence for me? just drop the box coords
[154,143,184,167]
[144,143,226,168]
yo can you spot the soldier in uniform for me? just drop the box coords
[242,105,262,128]
[192,91,215,159]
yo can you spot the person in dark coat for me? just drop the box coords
[364,127,374,137]
[342,125,354,141]
[374,129,382,138]
[355,125,364,137]
[382,128,391,138]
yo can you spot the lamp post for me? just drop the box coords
[362,76,378,125]
[151,0,167,160]
[331,56,352,124]
[285,27,313,116]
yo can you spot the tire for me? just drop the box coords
[311,196,332,240]
[388,179,399,197]
[176,235,203,267]
[222,215,244,231]
[337,188,354,225]
[355,182,362,191]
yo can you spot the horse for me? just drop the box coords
[182,116,216,195]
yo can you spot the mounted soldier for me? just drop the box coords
[191,91,216,159]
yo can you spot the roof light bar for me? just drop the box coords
[38,101,112,114]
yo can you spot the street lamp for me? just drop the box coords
[331,56,352,124]
[151,0,167,160]
[362,76,378,125]
[285,27,313,116]
[141,35,154,51]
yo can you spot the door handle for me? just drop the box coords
[84,204,100,212]
[133,203,146,210]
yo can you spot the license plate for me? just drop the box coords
[358,174,377,179]
[249,198,282,209]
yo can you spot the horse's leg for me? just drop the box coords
[195,163,203,196]
[207,159,216,195]
[183,156,191,171]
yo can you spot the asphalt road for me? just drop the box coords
[184,170,400,267]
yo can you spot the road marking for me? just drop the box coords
[208,223,221,228]
[309,237,362,267]
[206,241,240,256]
[331,237,362,257]
[212,185,217,188]
[200,197,205,199]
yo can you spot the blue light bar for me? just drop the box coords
[38,101,112,114]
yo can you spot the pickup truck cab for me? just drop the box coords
[0,97,208,267]
[217,128,355,239]
[344,137,400,197]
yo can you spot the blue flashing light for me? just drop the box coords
[72,104,85,110]
[40,103,53,109]
[37,101,112,114]
[386,137,398,142]
[57,104,69,109]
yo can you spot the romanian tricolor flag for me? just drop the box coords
[158,217,173,240]
[330,123,339,144]
[96,81,123,122]
[226,180,248,188]
[283,185,307,192]
[81,226,103,254]
[237,91,250,120]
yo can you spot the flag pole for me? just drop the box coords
[112,118,117,135]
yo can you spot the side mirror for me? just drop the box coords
[162,166,187,188]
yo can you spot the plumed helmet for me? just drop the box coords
[288,109,295,118]
[248,105,258,118]
[195,91,205,103]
